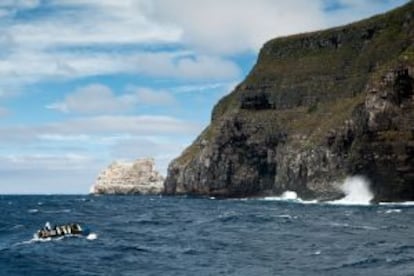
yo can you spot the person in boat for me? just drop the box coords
[36,223,84,239]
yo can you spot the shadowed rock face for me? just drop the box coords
[165,2,414,202]
[91,158,164,195]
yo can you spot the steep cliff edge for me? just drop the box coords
[91,158,164,195]
[165,2,414,202]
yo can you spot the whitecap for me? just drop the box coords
[276,214,298,219]
[262,191,298,201]
[259,197,284,202]
[385,209,402,214]
[86,233,98,240]
[276,214,292,219]
[28,208,39,213]
[75,198,87,202]
[379,201,414,206]
[261,195,318,205]
[329,222,377,230]
[42,209,71,214]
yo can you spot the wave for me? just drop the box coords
[10,224,24,230]
[248,177,374,206]
[384,209,402,214]
[41,209,72,214]
[328,222,378,231]
[225,176,413,207]
[379,201,414,206]
[329,176,373,205]
[259,191,318,204]
[262,176,376,206]
[13,236,58,247]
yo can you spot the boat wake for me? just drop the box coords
[15,231,98,247]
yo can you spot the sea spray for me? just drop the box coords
[281,191,298,200]
[332,176,373,205]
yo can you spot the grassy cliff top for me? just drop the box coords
[212,1,414,120]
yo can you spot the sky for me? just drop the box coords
[0,0,409,194]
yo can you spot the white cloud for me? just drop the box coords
[0,0,240,85]
[126,86,176,106]
[0,50,240,83]
[0,112,201,193]
[0,153,102,194]
[0,169,99,194]
[48,115,201,136]
[47,84,127,113]
[47,84,177,114]
[7,0,180,48]
[37,134,91,142]
[151,0,327,54]
[1,153,96,171]
[0,115,201,143]
[0,0,406,86]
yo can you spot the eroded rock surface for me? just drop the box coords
[91,158,164,195]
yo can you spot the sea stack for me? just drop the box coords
[91,158,164,195]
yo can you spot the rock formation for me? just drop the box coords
[91,158,164,195]
[165,2,414,202]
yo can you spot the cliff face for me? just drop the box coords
[91,158,164,195]
[165,2,414,202]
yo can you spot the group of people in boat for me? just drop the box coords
[36,222,83,239]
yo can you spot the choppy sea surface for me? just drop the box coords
[0,195,413,276]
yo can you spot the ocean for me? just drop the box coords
[0,195,413,276]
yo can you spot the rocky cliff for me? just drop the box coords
[91,158,164,195]
[165,2,414,202]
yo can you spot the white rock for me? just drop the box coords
[90,158,164,195]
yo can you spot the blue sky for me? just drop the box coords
[0,0,408,194]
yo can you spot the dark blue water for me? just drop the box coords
[0,195,413,276]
